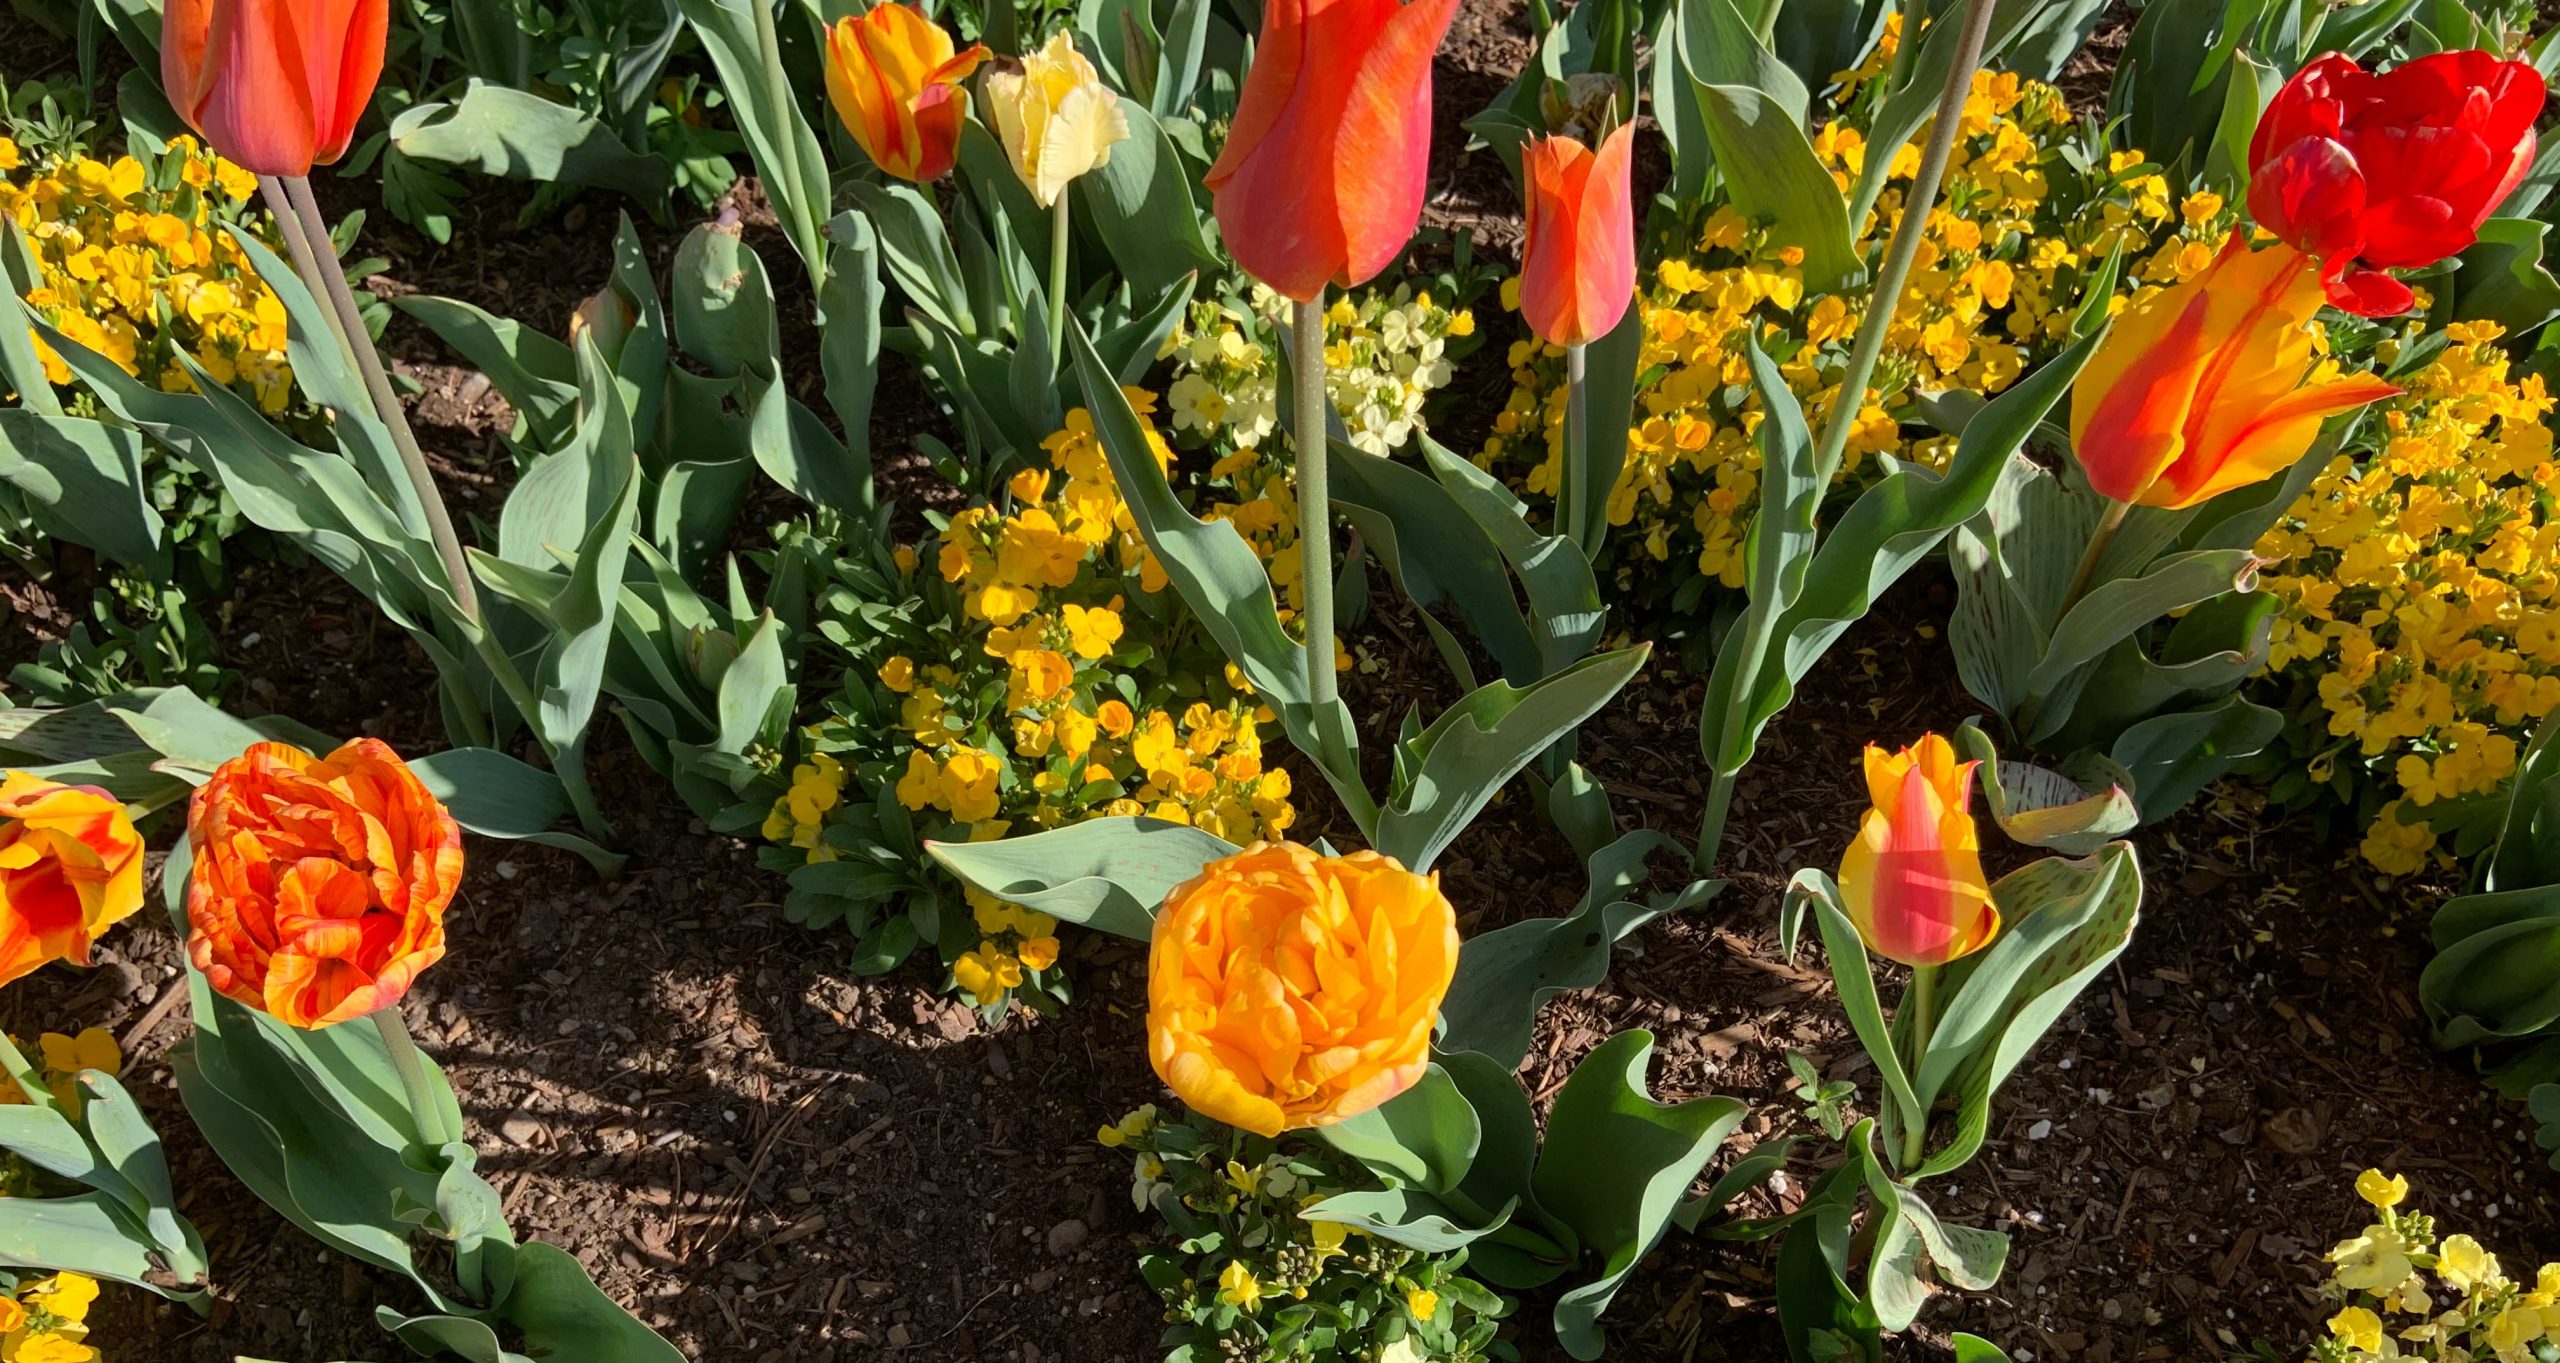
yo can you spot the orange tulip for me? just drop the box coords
[1147,842,1457,1137]
[822,3,990,184]
[1205,0,1462,301]
[187,739,462,1029]
[0,775,145,988]
[2069,231,2401,510]
[1839,735,1998,969]
[1520,123,1637,348]
[161,0,389,178]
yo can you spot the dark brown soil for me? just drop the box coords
[3,5,2556,1363]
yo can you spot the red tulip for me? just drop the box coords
[1205,0,1462,302]
[161,0,389,178]
[1520,123,1637,348]
[2248,50,2545,317]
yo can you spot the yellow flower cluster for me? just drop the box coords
[763,394,1298,1007]
[1164,284,1473,457]
[0,1271,101,1363]
[1479,58,2211,603]
[2255,321,2559,874]
[2309,1169,2560,1363]
[0,135,293,413]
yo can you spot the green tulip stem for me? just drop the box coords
[1562,341,1589,553]
[0,1031,57,1116]
[257,175,360,372]
[1898,963,1940,1171]
[2060,498,2131,617]
[1048,194,1072,365]
[373,1005,461,1154]
[1808,0,1996,492]
[1292,295,1348,778]
[274,176,483,629]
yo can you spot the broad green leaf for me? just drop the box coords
[1076,98,1220,298]
[1952,721,2137,856]
[1567,302,1644,559]
[407,748,627,876]
[0,411,168,574]
[1697,337,1818,779]
[1533,1030,1747,1360]
[0,1192,197,1299]
[1372,646,1650,873]
[1300,1189,1507,1253]
[2098,694,2283,822]
[817,210,885,504]
[925,817,1239,940]
[2422,887,2560,1048]
[2458,218,2560,336]
[2485,704,2560,894]
[1788,872,1924,1164]
[1332,442,1543,686]
[388,80,670,205]
[1692,82,1859,294]
[392,295,579,449]
[675,0,834,281]
[1317,1064,1480,1195]
[497,1240,687,1362]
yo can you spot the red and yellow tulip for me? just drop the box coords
[187,739,462,1029]
[2069,232,2400,511]
[1839,735,1998,968]
[0,775,145,989]
[161,0,390,177]
[1519,123,1637,348]
[1205,0,1461,301]
[822,2,989,184]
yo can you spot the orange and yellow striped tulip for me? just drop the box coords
[1839,735,1998,969]
[187,739,462,1029]
[0,775,145,988]
[1205,0,1462,301]
[161,0,390,177]
[2069,232,2401,510]
[1520,123,1637,348]
[822,3,989,184]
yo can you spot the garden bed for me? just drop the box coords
[1,1,2556,1360]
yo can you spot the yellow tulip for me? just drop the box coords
[983,32,1130,208]
[1838,734,1999,968]
[1146,842,1457,1137]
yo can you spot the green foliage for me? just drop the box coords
[2422,705,2560,1092]
[1103,1105,1516,1363]
[0,1059,209,1307]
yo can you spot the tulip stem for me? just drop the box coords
[274,175,482,627]
[2060,499,2131,618]
[258,175,360,375]
[1292,295,1354,788]
[373,1006,462,1154]
[1562,342,1588,553]
[1048,194,1071,365]
[1898,963,1939,1171]
[1809,0,1996,491]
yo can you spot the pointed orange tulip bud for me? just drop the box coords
[822,2,990,184]
[2069,231,2401,510]
[1519,122,1637,348]
[161,0,390,177]
[1205,0,1462,301]
[1839,735,1999,969]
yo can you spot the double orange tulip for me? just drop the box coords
[161,0,388,178]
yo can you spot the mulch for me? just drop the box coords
[3,4,2557,1361]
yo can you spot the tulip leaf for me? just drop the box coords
[2090,693,2284,823]
[674,0,833,282]
[817,210,885,496]
[406,748,628,877]
[1318,1064,1480,1195]
[924,816,1240,940]
[670,222,780,384]
[2422,886,2560,1049]
[1373,646,1649,874]
[0,1192,199,1299]
[1300,1189,1510,1254]
[1567,303,1645,559]
[1914,843,2141,1179]
[1438,830,1714,1070]
[2484,705,2560,895]
[1952,722,2138,856]
[0,222,62,416]
[489,1241,688,1363]
[388,80,671,206]
[392,294,580,450]
[0,410,168,576]
[1532,1030,1748,1361]
[1690,82,1858,294]
[1075,97,1220,299]
[1783,871,1926,1167]
[73,1071,203,1280]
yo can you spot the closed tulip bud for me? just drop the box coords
[187,739,462,1029]
[985,33,1130,209]
[1206,0,1462,301]
[161,0,390,177]
[2070,232,2400,510]
[1519,122,1637,348]
[1839,735,1998,968]
[0,775,146,987]
[822,3,990,184]
[2249,50,2544,316]
[1147,842,1457,1137]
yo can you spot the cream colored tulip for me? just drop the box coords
[985,33,1130,208]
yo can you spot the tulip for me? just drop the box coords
[1838,734,1997,970]
[0,775,145,989]
[1147,842,1457,1137]
[2249,50,2545,316]
[2069,231,2400,513]
[160,0,388,178]
[822,3,990,184]
[985,32,1129,209]
[1519,123,1637,349]
[1205,0,1462,302]
[186,738,462,1030]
